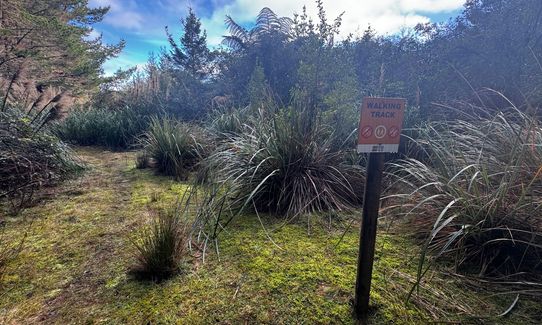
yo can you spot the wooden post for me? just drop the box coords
[354,152,385,320]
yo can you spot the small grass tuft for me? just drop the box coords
[130,208,191,282]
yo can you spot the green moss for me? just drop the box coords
[0,147,539,324]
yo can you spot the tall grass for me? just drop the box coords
[208,107,249,137]
[387,103,542,282]
[203,108,364,217]
[55,106,147,149]
[140,116,211,180]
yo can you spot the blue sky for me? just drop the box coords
[88,0,466,75]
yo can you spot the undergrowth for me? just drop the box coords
[55,106,147,149]
[140,116,212,180]
[202,107,364,218]
[1,148,539,324]
[0,110,82,214]
[387,101,542,291]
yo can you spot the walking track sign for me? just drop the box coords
[357,97,407,153]
[354,97,407,322]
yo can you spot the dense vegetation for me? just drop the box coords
[1,0,124,211]
[0,111,81,214]
[55,106,147,149]
[1,0,542,322]
[389,104,542,283]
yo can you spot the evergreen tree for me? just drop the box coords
[0,0,124,111]
[166,8,211,79]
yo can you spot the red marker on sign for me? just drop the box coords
[361,126,373,138]
[388,126,400,138]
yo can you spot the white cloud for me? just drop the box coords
[399,0,465,11]
[89,0,145,30]
[200,0,465,46]
[106,11,145,30]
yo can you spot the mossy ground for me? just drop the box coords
[0,147,539,324]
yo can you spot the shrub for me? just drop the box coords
[0,111,82,214]
[387,104,542,280]
[140,116,211,180]
[203,108,364,217]
[55,106,147,149]
[131,209,191,281]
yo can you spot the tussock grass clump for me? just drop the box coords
[55,106,146,149]
[141,116,211,180]
[208,107,245,136]
[204,108,364,217]
[388,104,542,280]
[131,209,191,281]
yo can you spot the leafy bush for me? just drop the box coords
[55,106,147,149]
[0,111,82,214]
[140,116,211,180]
[131,209,191,281]
[204,108,364,217]
[388,104,542,280]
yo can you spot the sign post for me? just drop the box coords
[354,97,406,321]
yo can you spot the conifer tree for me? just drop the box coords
[0,0,125,111]
[166,8,211,79]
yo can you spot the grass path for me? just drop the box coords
[0,148,143,323]
[0,147,538,324]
